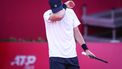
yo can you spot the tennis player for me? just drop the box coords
[43,0,96,69]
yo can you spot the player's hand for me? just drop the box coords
[64,0,75,9]
[84,50,96,59]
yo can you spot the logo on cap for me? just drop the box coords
[54,4,57,7]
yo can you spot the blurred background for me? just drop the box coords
[0,0,122,69]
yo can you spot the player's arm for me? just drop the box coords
[49,0,75,22]
[48,9,65,22]
[73,27,96,58]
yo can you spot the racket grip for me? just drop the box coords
[82,52,87,55]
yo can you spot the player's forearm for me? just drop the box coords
[49,1,75,21]
[48,3,67,21]
[74,28,95,58]
[74,27,85,45]
[74,27,89,51]
[49,9,65,21]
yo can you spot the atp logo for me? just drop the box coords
[11,55,36,69]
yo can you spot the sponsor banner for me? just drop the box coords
[0,42,49,69]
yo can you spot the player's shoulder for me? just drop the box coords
[66,9,75,13]
[66,9,75,16]
[66,8,73,11]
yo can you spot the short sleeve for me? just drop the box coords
[43,11,49,21]
[70,9,81,28]
[43,10,51,24]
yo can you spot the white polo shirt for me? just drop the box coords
[43,9,80,58]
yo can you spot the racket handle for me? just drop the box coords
[94,57,108,63]
[82,52,87,55]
